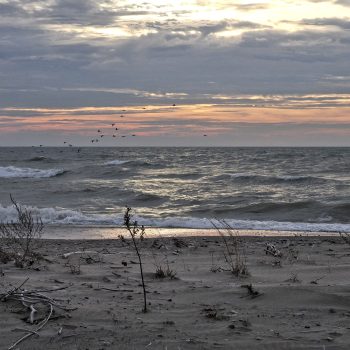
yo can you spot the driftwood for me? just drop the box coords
[62,251,99,259]
[1,279,74,349]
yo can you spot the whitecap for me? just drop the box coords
[104,160,129,166]
[0,166,66,178]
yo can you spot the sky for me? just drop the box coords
[0,0,350,146]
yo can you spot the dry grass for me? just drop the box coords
[0,196,43,267]
[211,219,249,277]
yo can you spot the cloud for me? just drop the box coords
[0,0,349,145]
[300,17,350,29]
[335,0,350,6]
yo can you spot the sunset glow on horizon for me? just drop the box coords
[1,0,350,146]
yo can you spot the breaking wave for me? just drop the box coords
[0,166,66,178]
[0,203,349,233]
[104,159,129,166]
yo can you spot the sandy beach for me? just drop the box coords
[1,232,349,350]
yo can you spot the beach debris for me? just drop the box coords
[241,284,262,299]
[63,251,102,274]
[62,251,99,259]
[1,278,74,349]
[265,243,283,258]
[151,239,165,249]
[310,275,326,285]
[339,232,350,245]
[172,237,188,248]
[202,307,230,321]
[285,272,301,283]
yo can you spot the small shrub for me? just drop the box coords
[211,219,249,277]
[0,196,43,267]
[155,263,177,280]
[65,259,81,275]
[123,207,148,313]
[241,283,262,298]
[340,232,350,245]
[151,237,177,280]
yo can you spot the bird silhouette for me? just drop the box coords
[112,123,115,126]
[97,129,101,132]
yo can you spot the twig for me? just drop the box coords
[8,303,53,350]
[310,275,326,284]
[101,287,134,292]
[1,277,29,301]
[29,305,37,324]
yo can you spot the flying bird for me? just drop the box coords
[111,123,115,126]
[97,129,101,132]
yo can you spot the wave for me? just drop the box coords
[227,173,323,184]
[0,204,349,233]
[104,159,129,166]
[0,166,66,178]
[27,156,50,162]
[155,172,203,180]
[0,204,114,225]
[104,159,153,166]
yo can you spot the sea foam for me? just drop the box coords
[0,166,66,178]
[0,203,349,233]
[104,160,129,166]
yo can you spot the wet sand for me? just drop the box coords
[1,233,350,349]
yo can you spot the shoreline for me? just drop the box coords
[42,225,343,240]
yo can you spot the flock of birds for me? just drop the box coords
[89,115,139,144]
[35,104,208,148]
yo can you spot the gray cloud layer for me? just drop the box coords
[0,0,349,107]
[0,1,350,145]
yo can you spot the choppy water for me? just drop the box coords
[0,147,349,233]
